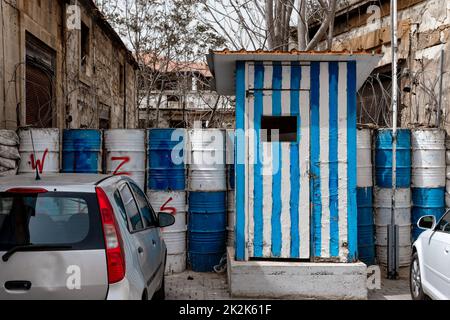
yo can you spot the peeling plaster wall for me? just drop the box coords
[327,0,450,131]
[0,0,138,130]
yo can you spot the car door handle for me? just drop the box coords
[445,247,450,254]
[138,247,144,254]
[5,281,32,291]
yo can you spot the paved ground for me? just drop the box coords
[166,270,411,300]
[167,271,231,300]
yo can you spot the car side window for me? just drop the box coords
[129,183,157,228]
[436,212,450,234]
[113,190,128,227]
[119,184,144,232]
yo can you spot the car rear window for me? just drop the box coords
[0,192,104,251]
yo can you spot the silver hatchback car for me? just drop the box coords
[0,174,174,300]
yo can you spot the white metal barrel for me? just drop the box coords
[105,130,146,190]
[374,187,411,226]
[227,190,235,247]
[147,190,187,274]
[412,129,446,188]
[376,246,412,267]
[18,128,60,174]
[374,187,412,267]
[188,129,226,191]
[165,253,187,275]
[357,128,373,188]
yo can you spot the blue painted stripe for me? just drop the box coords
[271,62,283,257]
[347,61,358,261]
[310,62,322,257]
[235,61,246,261]
[329,62,339,257]
[290,62,301,258]
[253,62,265,257]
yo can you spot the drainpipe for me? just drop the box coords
[389,0,399,280]
[437,49,444,128]
[123,62,127,129]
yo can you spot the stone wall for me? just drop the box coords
[0,0,138,130]
[312,0,450,131]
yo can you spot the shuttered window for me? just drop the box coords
[25,33,55,128]
[26,62,53,127]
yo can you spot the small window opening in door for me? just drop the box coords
[261,116,297,142]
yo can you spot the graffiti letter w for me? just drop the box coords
[30,149,49,174]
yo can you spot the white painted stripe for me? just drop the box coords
[262,64,273,257]
[299,65,311,259]
[246,64,253,259]
[281,65,291,258]
[300,64,311,91]
[320,62,330,258]
[338,62,349,261]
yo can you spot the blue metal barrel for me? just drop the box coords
[148,129,185,191]
[375,129,411,188]
[62,130,102,173]
[188,192,227,272]
[412,187,445,240]
[357,187,375,265]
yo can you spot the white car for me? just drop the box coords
[0,174,174,300]
[411,210,450,300]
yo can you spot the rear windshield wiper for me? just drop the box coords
[2,244,73,262]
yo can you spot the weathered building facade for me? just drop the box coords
[0,0,138,130]
[310,0,449,130]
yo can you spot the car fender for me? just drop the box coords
[412,231,436,298]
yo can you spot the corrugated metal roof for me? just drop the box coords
[207,50,382,95]
[211,48,376,56]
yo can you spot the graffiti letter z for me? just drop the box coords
[112,156,131,176]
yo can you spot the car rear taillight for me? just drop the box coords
[96,187,126,284]
[6,188,48,194]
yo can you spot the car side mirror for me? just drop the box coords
[417,215,436,230]
[158,212,175,228]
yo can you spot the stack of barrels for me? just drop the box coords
[147,129,187,274]
[411,129,446,240]
[226,129,235,247]
[187,129,227,272]
[374,129,411,267]
[356,128,375,265]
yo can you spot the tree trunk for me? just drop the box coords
[266,0,275,50]
[326,0,337,50]
[297,0,307,50]
[284,0,294,50]
[306,0,337,51]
